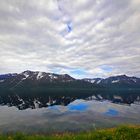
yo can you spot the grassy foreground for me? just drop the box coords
[0,125,140,140]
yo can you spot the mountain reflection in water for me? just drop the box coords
[0,99,140,133]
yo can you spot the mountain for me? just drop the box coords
[83,75,140,87]
[0,70,75,85]
[1,71,140,86]
[20,70,75,82]
[0,70,140,109]
[0,73,17,80]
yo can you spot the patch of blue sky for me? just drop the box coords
[104,108,119,116]
[68,103,88,111]
[70,69,90,79]
[67,23,72,32]
[71,69,87,75]
[51,67,90,79]
[100,65,113,72]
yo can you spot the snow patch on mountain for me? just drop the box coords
[23,72,29,79]
[90,80,96,83]
[97,80,101,84]
[86,79,95,83]
[49,74,58,80]
[132,79,137,83]
[22,78,26,80]
[112,80,119,83]
[37,72,43,80]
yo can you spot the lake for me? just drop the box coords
[0,99,140,134]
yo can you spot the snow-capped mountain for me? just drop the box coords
[1,71,140,85]
[101,75,140,84]
[20,70,75,82]
[20,70,75,81]
[0,70,76,88]
[83,75,140,85]
[0,71,140,90]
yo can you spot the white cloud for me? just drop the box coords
[0,0,140,78]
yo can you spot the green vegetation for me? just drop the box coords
[0,125,140,140]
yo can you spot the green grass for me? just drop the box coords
[0,125,140,140]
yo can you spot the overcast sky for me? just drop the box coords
[0,0,140,78]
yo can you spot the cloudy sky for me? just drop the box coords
[0,0,140,78]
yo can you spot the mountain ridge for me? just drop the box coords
[0,70,140,83]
